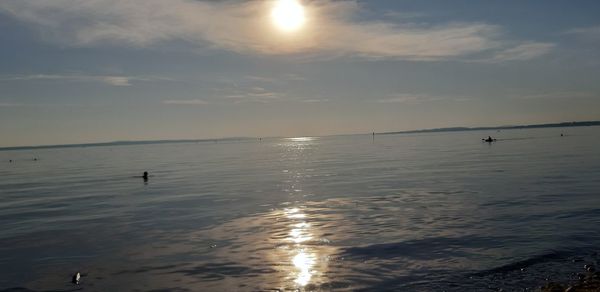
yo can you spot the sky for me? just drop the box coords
[1,0,599,147]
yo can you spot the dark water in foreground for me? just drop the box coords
[1,127,600,291]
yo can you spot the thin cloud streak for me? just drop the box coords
[220,84,284,103]
[0,74,165,86]
[162,99,209,105]
[564,26,600,43]
[490,42,555,62]
[509,91,596,100]
[300,98,329,103]
[377,94,469,104]
[0,0,551,61]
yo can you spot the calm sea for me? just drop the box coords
[1,127,600,291]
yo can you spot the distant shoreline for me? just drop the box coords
[378,120,600,135]
[1,120,599,152]
[0,137,252,152]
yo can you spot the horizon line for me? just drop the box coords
[1,120,599,151]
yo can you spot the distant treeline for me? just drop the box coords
[379,121,600,135]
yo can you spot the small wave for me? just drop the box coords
[166,262,277,281]
[339,235,507,261]
[472,250,572,276]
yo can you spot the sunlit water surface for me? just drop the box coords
[1,127,600,291]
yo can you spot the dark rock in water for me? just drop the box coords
[542,282,565,292]
[585,264,595,272]
[543,270,600,291]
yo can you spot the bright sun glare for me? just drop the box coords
[271,0,306,32]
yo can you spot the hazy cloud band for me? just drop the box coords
[0,0,552,61]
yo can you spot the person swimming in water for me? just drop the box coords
[72,272,81,285]
[484,136,495,142]
[142,171,149,180]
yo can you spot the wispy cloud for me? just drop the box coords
[300,98,329,103]
[489,42,555,62]
[226,90,283,103]
[215,83,284,103]
[162,99,208,105]
[243,75,279,83]
[563,26,600,43]
[377,94,469,104]
[0,74,162,86]
[382,11,429,21]
[0,0,550,61]
[378,95,427,104]
[102,76,132,86]
[244,73,305,84]
[509,91,596,100]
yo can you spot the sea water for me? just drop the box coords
[1,127,599,291]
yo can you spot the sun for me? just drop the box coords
[271,0,306,32]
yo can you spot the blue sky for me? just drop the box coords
[1,0,599,147]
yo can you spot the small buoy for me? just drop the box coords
[72,272,81,285]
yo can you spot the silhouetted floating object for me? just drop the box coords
[482,136,497,143]
[143,171,149,180]
[72,272,81,285]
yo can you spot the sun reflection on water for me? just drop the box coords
[284,207,317,287]
[287,137,316,142]
[275,138,325,288]
[289,222,312,243]
[292,249,315,286]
